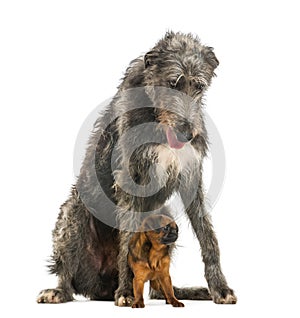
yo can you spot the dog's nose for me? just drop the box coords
[175,130,193,143]
[168,233,178,241]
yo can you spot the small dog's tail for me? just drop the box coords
[149,286,212,300]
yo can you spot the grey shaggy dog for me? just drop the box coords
[37,31,237,305]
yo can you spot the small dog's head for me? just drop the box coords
[141,214,178,245]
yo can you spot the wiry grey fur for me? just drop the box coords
[37,31,237,305]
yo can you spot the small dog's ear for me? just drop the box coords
[202,46,219,69]
[144,50,159,68]
[141,215,163,232]
[141,222,151,232]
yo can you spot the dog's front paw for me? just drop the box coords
[170,299,185,307]
[37,288,73,303]
[132,300,145,308]
[115,289,134,307]
[210,287,237,304]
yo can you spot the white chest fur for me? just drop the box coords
[155,143,201,173]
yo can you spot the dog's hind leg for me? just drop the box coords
[37,188,87,303]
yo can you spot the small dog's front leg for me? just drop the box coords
[159,275,184,307]
[132,277,145,308]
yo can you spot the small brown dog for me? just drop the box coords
[128,214,184,308]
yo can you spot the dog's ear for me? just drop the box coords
[128,233,141,261]
[202,46,219,69]
[141,220,154,232]
[164,30,176,41]
[142,215,164,231]
[129,232,150,262]
[144,50,159,68]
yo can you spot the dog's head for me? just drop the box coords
[144,31,219,89]
[141,214,178,245]
[142,31,219,149]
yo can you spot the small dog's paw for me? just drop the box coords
[170,300,185,307]
[37,289,72,304]
[211,288,237,304]
[116,295,134,307]
[132,300,145,308]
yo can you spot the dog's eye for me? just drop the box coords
[169,79,177,88]
[196,82,205,92]
[163,225,170,232]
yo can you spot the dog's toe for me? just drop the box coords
[116,295,134,307]
[37,289,72,304]
[211,288,237,304]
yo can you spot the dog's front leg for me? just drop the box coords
[114,229,134,306]
[182,187,237,304]
[158,275,184,307]
[132,277,145,308]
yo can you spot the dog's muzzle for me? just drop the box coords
[161,227,178,245]
[161,233,178,245]
[166,127,193,149]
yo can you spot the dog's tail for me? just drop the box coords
[149,286,212,300]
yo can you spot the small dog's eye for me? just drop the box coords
[163,225,170,232]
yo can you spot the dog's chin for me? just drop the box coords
[166,127,186,149]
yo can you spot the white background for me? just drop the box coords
[1,1,300,317]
